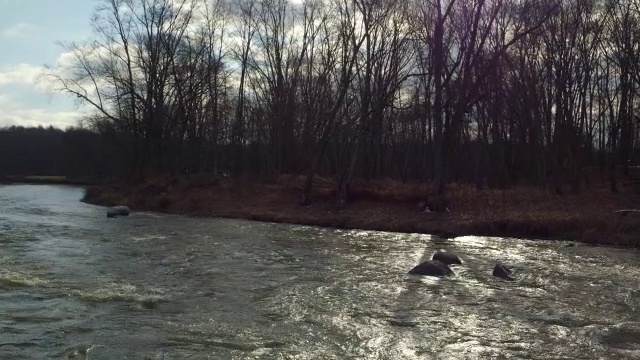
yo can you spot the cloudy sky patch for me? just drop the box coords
[2,22,37,40]
[0,0,95,129]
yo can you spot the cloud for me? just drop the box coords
[0,62,86,129]
[2,22,37,40]
[0,45,108,128]
[0,92,83,129]
[0,63,42,87]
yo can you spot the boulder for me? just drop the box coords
[432,251,462,265]
[492,263,514,281]
[107,205,130,218]
[408,260,454,277]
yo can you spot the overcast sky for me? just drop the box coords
[0,0,95,129]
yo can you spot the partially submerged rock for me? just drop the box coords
[107,205,130,218]
[408,260,454,277]
[432,251,462,265]
[492,263,514,281]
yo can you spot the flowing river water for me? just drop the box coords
[0,184,638,359]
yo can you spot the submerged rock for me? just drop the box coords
[408,260,454,277]
[492,263,514,281]
[107,205,130,218]
[432,251,462,265]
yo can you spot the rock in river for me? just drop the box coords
[408,260,454,277]
[492,263,514,281]
[107,205,130,218]
[432,251,462,265]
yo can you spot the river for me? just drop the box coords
[0,184,638,359]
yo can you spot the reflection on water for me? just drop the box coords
[0,184,639,359]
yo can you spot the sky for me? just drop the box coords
[0,0,96,129]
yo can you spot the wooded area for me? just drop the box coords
[40,0,640,205]
[0,126,127,180]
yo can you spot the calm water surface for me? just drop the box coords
[0,185,638,359]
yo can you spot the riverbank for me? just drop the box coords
[82,174,640,247]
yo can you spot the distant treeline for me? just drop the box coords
[39,0,640,202]
[0,126,127,180]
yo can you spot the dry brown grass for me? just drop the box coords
[82,174,640,247]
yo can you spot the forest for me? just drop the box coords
[0,126,126,180]
[34,0,640,205]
